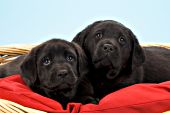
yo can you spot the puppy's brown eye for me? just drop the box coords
[43,57,51,66]
[66,55,74,62]
[96,33,102,39]
[118,36,126,45]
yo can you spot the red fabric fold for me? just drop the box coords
[0,75,170,113]
[0,75,80,113]
[80,82,170,113]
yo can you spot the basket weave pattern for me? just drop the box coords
[0,45,35,64]
[0,43,170,64]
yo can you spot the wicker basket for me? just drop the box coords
[0,45,35,64]
[0,99,46,113]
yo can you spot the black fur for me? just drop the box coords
[21,39,95,108]
[0,55,25,77]
[0,39,94,108]
[73,20,170,99]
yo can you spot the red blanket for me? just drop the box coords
[0,75,170,113]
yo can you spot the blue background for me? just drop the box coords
[0,0,170,45]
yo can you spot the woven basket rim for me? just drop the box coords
[0,99,47,113]
[0,43,170,64]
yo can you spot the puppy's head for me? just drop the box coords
[21,39,88,99]
[73,20,145,79]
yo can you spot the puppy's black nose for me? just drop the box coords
[103,44,114,52]
[57,69,68,77]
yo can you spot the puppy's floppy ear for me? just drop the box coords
[127,29,145,72]
[20,45,41,88]
[72,21,102,47]
[72,42,89,77]
[72,31,86,47]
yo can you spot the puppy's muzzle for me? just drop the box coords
[103,43,114,53]
[56,69,78,84]
[57,69,68,78]
[102,42,117,55]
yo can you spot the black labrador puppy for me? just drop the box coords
[1,39,94,108]
[73,20,170,99]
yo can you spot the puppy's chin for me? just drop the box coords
[93,55,111,68]
[42,83,76,91]
[42,84,76,99]
[93,55,119,69]
[59,88,76,99]
[93,56,121,80]
[106,68,120,79]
